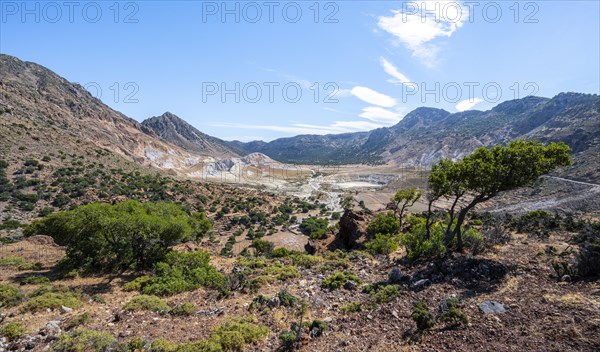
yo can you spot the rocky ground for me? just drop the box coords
[1,214,599,352]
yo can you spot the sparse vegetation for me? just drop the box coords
[0,284,24,307]
[124,295,170,313]
[321,271,361,290]
[22,285,82,312]
[52,329,116,352]
[412,301,435,331]
[1,322,26,341]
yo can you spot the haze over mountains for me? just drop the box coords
[1,54,599,182]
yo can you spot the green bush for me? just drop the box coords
[340,302,362,314]
[124,295,170,314]
[411,301,435,331]
[365,233,400,255]
[170,303,196,316]
[363,283,401,303]
[0,256,42,270]
[270,247,291,258]
[289,253,323,268]
[0,219,22,230]
[439,299,469,326]
[400,219,446,260]
[265,263,300,281]
[141,251,227,296]
[278,329,298,351]
[64,312,91,330]
[52,329,117,352]
[299,217,330,239]
[0,284,24,307]
[20,275,50,285]
[248,295,270,312]
[22,286,82,312]
[209,316,269,351]
[123,276,151,292]
[26,201,204,272]
[1,322,26,341]
[321,271,361,290]
[462,228,485,255]
[252,239,274,257]
[277,289,298,308]
[236,257,266,269]
[367,213,400,236]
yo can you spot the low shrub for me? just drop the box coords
[248,295,270,312]
[365,233,400,255]
[299,217,330,239]
[321,271,361,290]
[340,302,362,314]
[363,283,401,303]
[1,322,25,341]
[236,257,266,269]
[252,239,274,257]
[0,284,24,307]
[289,253,323,268]
[462,228,485,255]
[141,251,228,296]
[20,275,50,285]
[52,329,117,352]
[270,247,291,258]
[0,256,43,270]
[124,295,170,314]
[209,316,269,351]
[277,289,298,308]
[411,301,434,331]
[64,312,91,330]
[23,286,82,312]
[265,263,300,281]
[439,299,468,326]
[123,276,151,292]
[367,212,400,236]
[170,303,196,316]
[400,220,446,260]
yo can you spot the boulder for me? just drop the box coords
[479,300,507,314]
[336,209,373,249]
[388,267,404,284]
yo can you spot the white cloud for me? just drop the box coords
[334,88,353,98]
[380,57,412,85]
[351,86,396,107]
[378,1,469,67]
[212,119,389,137]
[359,107,403,124]
[455,97,483,111]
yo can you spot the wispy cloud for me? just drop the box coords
[380,57,412,85]
[351,86,396,107]
[212,119,388,136]
[378,1,469,67]
[359,106,403,124]
[455,97,483,111]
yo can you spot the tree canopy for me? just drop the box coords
[26,200,212,271]
[428,139,571,249]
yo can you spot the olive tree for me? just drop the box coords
[428,140,571,250]
[390,188,421,228]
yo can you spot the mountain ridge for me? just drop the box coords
[141,112,241,158]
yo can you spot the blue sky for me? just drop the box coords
[1,1,599,141]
